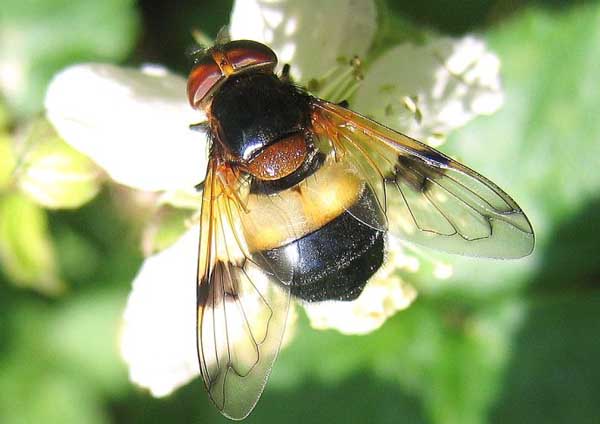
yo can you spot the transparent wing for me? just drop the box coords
[311,100,535,259]
[197,160,291,420]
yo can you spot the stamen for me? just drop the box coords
[311,56,364,103]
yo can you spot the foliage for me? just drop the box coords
[1,1,598,423]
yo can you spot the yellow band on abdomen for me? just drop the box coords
[242,161,363,252]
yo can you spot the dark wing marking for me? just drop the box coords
[311,100,535,259]
[197,159,290,420]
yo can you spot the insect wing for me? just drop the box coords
[197,160,291,420]
[311,100,535,259]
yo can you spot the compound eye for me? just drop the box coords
[187,55,224,109]
[224,40,277,73]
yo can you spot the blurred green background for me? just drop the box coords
[1,0,599,423]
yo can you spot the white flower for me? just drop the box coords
[230,0,377,81]
[120,227,199,396]
[45,64,204,191]
[44,0,504,398]
[303,276,417,335]
[354,36,503,147]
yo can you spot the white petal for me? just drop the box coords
[353,36,504,142]
[230,0,377,82]
[45,64,207,191]
[120,227,200,397]
[303,275,417,335]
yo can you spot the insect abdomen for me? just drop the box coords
[261,186,385,302]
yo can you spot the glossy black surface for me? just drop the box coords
[210,73,312,161]
[260,186,385,302]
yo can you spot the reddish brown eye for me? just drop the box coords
[187,41,278,110]
[187,55,224,109]
[224,40,277,73]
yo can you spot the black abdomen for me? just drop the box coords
[260,187,385,302]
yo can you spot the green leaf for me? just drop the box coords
[0,192,64,295]
[46,287,130,396]
[141,205,194,255]
[0,0,139,116]
[273,297,524,424]
[393,4,600,423]
[0,291,122,424]
[0,100,9,131]
[369,0,426,60]
[16,119,101,209]
[0,133,16,190]
[492,293,600,423]
[0,373,108,424]
[158,189,203,211]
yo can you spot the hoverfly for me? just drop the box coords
[186,38,534,420]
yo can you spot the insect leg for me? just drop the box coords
[190,121,210,133]
[280,64,291,82]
